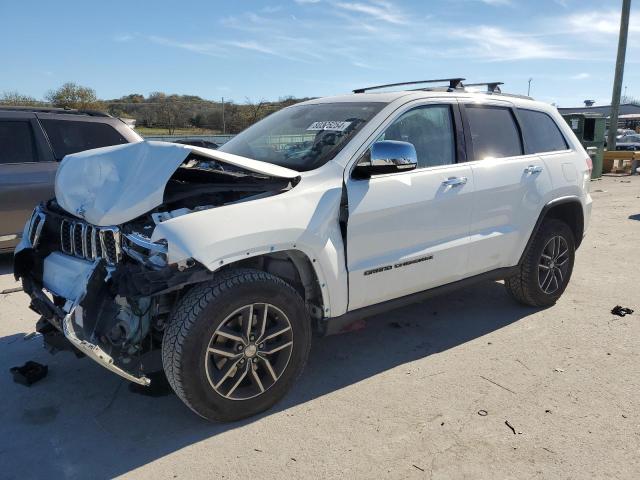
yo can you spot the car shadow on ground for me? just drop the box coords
[0,254,13,276]
[0,272,538,479]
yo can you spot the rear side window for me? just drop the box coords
[518,109,568,154]
[465,106,523,160]
[0,121,38,164]
[40,119,128,160]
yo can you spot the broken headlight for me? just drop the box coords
[122,232,168,268]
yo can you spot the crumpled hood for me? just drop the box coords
[55,140,299,226]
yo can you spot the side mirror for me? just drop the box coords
[353,140,417,179]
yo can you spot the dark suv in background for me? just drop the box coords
[0,107,141,252]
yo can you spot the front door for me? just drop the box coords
[345,102,474,311]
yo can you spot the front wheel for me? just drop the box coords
[162,269,311,422]
[505,219,575,307]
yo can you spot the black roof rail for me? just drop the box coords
[463,82,504,93]
[353,78,465,94]
[0,105,112,117]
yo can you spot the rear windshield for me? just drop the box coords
[40,119,129,160]
[219,102,384,171]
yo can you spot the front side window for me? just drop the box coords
[466,106,523,160]
[40,119,128,160]
[518,109,568,154]
[375,104,455,169]
[219,102,384,171]
[0,121,38,164]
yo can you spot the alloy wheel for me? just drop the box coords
[204,303,293,400]
[538,235,570,294]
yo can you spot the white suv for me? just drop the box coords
[15,79,592,421]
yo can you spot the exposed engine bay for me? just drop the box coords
[14,144,299,385]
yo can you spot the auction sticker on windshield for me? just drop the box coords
[307,121,351,131]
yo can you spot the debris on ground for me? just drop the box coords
[554,368,565,373]
[504,420,522,435]
[10,361,48,386]
[479,375,517,394]
[611,305,634,317]
[412,464,425,472]
[478,409,488,416]
[0,286,22,295]
[341,318,366,333]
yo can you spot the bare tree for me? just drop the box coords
[245,97,268,123]
[0,91,41,106]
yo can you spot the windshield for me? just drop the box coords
[218,102,384,171]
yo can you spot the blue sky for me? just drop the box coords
[1,0,638,107]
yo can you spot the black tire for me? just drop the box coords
[162,268,311,422]
[505,218,575,307]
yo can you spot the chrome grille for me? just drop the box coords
[60,219,121,265]
[28,207,46,248]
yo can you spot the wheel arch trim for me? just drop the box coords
[518,195,584,265]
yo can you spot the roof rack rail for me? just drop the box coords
[0,105,112,117]
[353,78,465,94]
[463,82,504,93]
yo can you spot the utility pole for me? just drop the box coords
[607,0,631,152]
[221,97,226,135]
[527,78,532,96]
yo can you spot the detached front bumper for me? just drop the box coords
[62,307,150,385]
[15,246,152,386]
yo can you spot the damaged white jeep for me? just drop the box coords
[14,79,592,421]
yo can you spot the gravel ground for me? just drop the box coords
[0,176,638,480]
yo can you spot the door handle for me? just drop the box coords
[442,176,468,187]
[524,165,543,174]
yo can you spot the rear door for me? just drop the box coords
[345,100,474,311]
[0,112,56,251]
[461,101,553,275]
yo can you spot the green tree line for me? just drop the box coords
[0,82,313,134]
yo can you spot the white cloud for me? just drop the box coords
[294,0,321,3]
[571,72,590,80]
[226,40,279,55]
[146,36,226,57]
[453,26,574,61]
[567,10,640,34]
[113,33,133,42]
[334,1,408,25]
[225,40,308,62]
[476,0,513,5]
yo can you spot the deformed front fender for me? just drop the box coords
[150,166,348,317]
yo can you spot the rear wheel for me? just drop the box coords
[162,269,311,421]
[505,219,575,307]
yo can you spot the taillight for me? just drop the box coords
[585,156,593,174]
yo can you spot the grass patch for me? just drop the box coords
[135,127,222,136]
